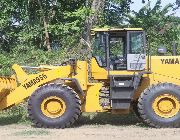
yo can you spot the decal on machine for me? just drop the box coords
[22,74,47,89]
[161,58,180,64]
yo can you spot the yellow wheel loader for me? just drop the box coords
[0,28,180,128]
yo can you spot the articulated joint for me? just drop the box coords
[61,78,85,97]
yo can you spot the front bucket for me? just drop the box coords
[0,77,17,100]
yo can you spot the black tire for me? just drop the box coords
[28,83,81,128]
[132,101,142,120]
[138,83,180,128]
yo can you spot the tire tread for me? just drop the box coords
[28,83,81,129]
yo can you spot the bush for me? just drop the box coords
[0,45,68,75]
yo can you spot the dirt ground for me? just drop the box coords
[0,124,180,140]
[0,113,180,140]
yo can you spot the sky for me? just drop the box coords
[130,0,180,17]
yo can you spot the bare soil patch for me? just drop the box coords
[0,113,180,140]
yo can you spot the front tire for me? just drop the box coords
[28,83,81,128]
[138,83,180,128]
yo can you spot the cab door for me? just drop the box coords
[127,31,146,71]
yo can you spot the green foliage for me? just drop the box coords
[0,0,89,51]
[13,130,49,136]
[128,0,180,55]
[0,46,67,75]
[0,106,141,126]
[0,0,90,75]
[100,0,132,26]
[0,103,30,124]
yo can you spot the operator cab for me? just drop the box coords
[92,28,146,71]
[91,28,147,110]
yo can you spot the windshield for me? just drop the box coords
[92,33,107,67]
[110,37,125,58]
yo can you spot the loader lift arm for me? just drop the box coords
[0,64,72,110]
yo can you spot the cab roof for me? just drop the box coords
[91,28,143,32]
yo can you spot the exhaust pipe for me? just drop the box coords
[172,42,177,56]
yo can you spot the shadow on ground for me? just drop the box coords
[0,112,147,128]
[73,113,147,127]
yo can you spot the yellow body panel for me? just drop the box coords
[151,56,180,84]
[72,61,88,90]
[91,58,108,79]
[91,28,143,35]
[12,64,28,83]
[82,83,103,112]
[92,28,143,32]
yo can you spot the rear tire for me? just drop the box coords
[138,83,180,128]
[28,83,81,128]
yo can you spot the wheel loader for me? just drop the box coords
[0,28,180,128]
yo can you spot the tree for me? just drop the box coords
[128,0,180,55]
[102,0,132,26]
[83,0,106,44]
[176,0,180,6]
[83,0,148,43]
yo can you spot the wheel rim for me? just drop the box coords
[152,94,180,118]
[41,96,66,118]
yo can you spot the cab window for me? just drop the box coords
[92,33,107,67]
[129,32,144,54]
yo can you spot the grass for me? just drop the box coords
[0,103,147,128]
[74,112,146,127]
[0,103,31,125]
[13,130,49,136]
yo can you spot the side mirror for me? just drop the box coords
[158,46,167,55]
